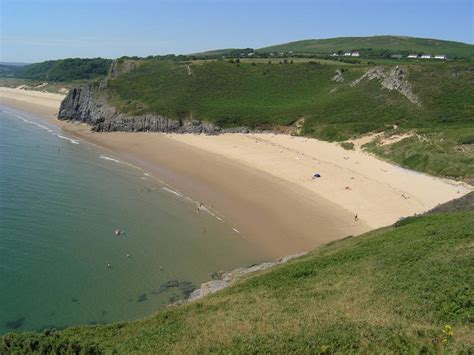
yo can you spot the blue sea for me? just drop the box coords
[0,106,267,334]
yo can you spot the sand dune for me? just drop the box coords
[1,88,471,257]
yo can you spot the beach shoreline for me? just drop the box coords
[1,88,471,258]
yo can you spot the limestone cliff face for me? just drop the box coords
[351,66,421,106]
[58,84,244,133]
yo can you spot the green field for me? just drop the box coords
[259,35,474,58]
[106,59,474,178]
[2,194,473,353]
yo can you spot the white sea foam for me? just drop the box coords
[12,113,54,133]
[162,187,183,197]
[99,155,121,163]
[14,113,28,122]
[7,110,82,144]
[35,123,51,132]
[57,135,80,144]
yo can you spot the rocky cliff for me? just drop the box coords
[58,63,250,134]
[186,252,307,302]
[351,66,421,106]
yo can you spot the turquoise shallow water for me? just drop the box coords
[0,106,268,334]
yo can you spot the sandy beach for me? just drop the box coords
[1,88,471,258]
[0,87,65,109]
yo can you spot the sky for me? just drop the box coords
[1,0,473,63]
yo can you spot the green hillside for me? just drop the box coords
[106,59,474,178]
[191,48,247,57]
[258,35,474,58]
[0,64,26,77]
[11,58,112,82]
[2,196,473,353]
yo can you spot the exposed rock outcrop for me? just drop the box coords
[331,69,345,82]
[58,84,250,134]
[351,66,421,106]
[108,60,137,80]
[187,252,307,301]
[351,67,385,86]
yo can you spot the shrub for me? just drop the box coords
[458,135,474,145]
[340,142,355,150]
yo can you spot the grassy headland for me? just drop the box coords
[106,58,474,178]
[2,194,473,353]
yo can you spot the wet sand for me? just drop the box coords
[47,123,369,258]
[1,90,470,258]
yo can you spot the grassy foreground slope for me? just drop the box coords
[107,59,474,178]
[258,35,474,58]
[2,203,473,353]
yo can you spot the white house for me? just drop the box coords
[407,54,418,59]
[331,52,338,57]
[351,51,360,57]
[420,54,432,59]
[343,52,352,56]
[434,55,447,60]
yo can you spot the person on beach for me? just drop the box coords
[197,202,205,214]
[354,214,359,221]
